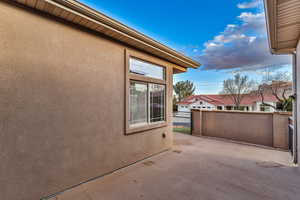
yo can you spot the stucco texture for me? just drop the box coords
[192,110,291,148]
[0,2,173,200]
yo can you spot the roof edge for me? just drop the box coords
[55,0,200,67]
[13,0,201,68]
[263,0,297,55]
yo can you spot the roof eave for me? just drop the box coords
[270,48,296,55]
[263,0,299,55]
[13,0,201,68]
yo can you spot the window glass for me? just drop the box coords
[260,104,270,112]
[129,82,165,126]
[130,82,148,125]
[130,58,165,80]
[260,105,265,111]
[150,84,165,122]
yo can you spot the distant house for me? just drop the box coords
[177,94,277,112]
[177,81,292,112]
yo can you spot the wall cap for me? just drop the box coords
[191,109,292,116]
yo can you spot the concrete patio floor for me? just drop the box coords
[49,133,300,200]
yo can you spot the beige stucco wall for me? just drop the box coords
[0,2,174,200]
[273,113,290,149]
[192,110,291,148]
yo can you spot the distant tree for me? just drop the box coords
[257,71,293,111]
[173,80,196,110]
[173,80,196,102]
[262,71,292,83]
[221,74,255,110]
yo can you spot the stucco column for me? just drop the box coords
[192,110,202,136]
[273,113,289,149]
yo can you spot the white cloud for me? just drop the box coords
[204,42,220,48]
[215,34,246,43]
[227,24,236,28]
[237,0,260,9]
[238,12,264,23]
[197,8,292,70]
[199,35,291,70]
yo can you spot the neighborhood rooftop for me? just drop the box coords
[12,0,200,69]
[178,94,278,106]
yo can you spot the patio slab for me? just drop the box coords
[49,133,300,200]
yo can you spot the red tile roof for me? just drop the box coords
[177,94,278,106]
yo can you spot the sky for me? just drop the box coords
[80,0,292,94]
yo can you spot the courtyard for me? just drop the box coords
[49,133,299,200]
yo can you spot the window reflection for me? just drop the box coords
[150,84,165,122]
[130,58,165,80]
[130,82,148,125]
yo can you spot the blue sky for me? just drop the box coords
[80,0,292,94]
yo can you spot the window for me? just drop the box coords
[226,106,232,110]
[129,82,165,125]
[126,53,167,134]
[130,58,165,80]
[260,104,270,112]
[149,84,165,122]
[130,82,148,125]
